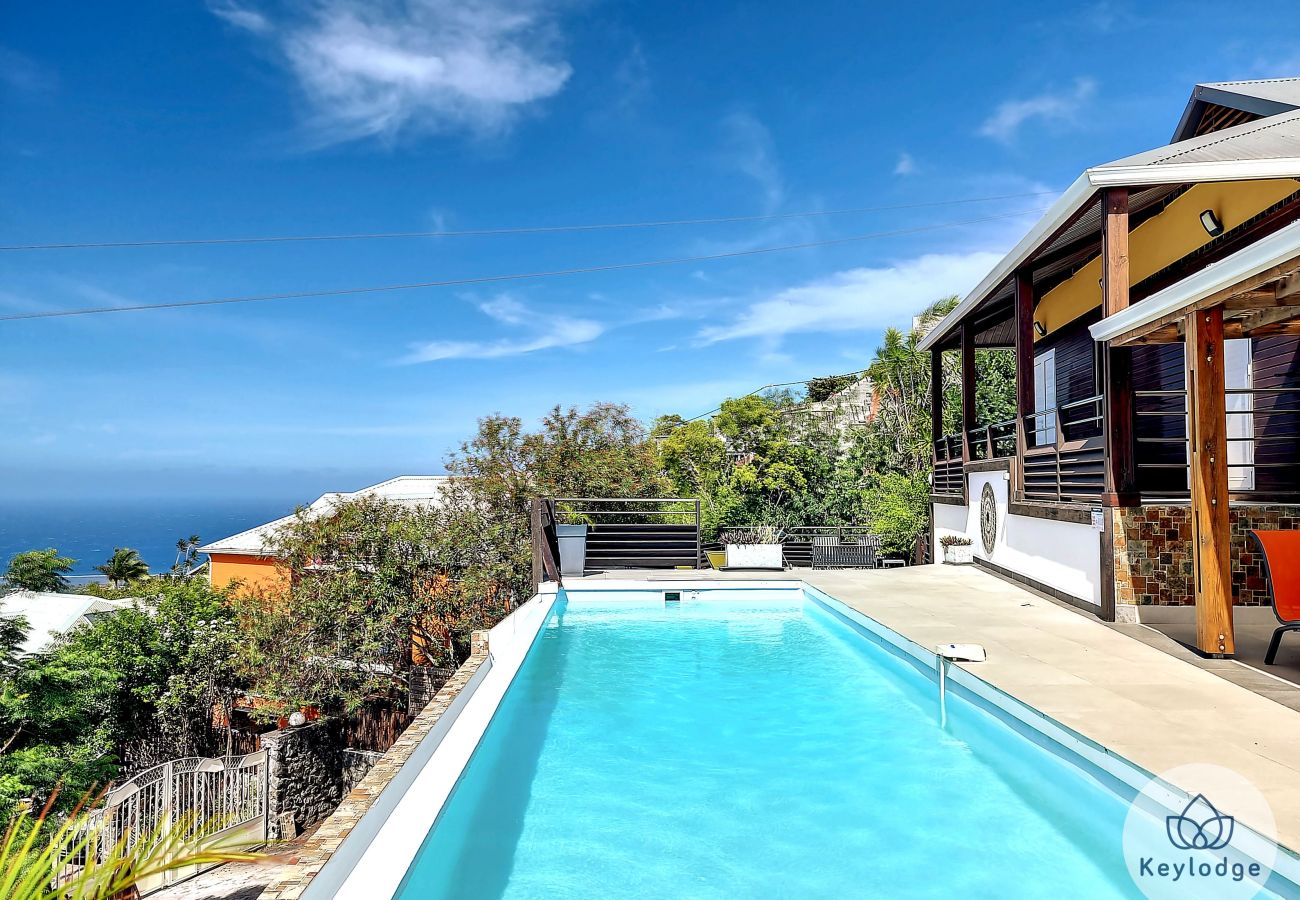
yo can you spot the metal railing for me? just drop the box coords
[1020,394,1106,503]
[552,498,702,572]
[967,417,1017,460]
[1135,386,1300,500]
[58,751,268,895]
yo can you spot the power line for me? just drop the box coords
[0,207,1047,323]
[0,191,1059,252]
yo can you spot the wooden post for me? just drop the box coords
[960,323,976,463]
[1013,270,1035,496]
[1101,188,1139,507]
[930,348,944,458]
[530,499,544,590]
[1186,306,1234,657]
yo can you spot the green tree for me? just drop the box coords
[805,374,856,402]
[3,551,76,593]
[0,577,244,816]
[94,548,149,590]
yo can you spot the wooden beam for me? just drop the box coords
[1110,251,1300,348]
[1186,306,1234,657]
[1013,271,1035,495]
[929,347,943,452]
[1100,188,1139,507]
[960,322,976,462]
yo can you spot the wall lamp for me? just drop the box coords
[1033,321,1047,337]
[1200,208,1224,237]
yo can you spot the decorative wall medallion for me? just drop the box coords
[980,482,997,555]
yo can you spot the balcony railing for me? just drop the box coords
[1136,386,1300,501]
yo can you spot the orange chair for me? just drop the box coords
[1249,530,1300,665]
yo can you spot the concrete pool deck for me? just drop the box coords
[797,564,1300,850]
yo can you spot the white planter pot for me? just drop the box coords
[943,545,973,565]
[556,524,588,577]
[726,543,784,569]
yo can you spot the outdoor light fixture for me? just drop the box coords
[1200,208,1224,237]
[288,711,307,727]
[1033,321,1047,337]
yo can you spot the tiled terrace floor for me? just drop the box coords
[801,564,1300,849]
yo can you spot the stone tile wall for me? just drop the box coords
[1112,505,1300,606]
[259,631,490,900]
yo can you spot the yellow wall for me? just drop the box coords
[1035,179,1300,338]
[209,553,287,595]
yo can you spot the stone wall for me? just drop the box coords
[407,665,455,716]
[261,720,345,837]
[260,630,492,900]
[1112,504,1300,605]
[340,748,382,793]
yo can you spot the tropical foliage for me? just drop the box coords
[2,551,76,593]
[239,402,670,718]
[93,549,148,590]
[0,792,261,900]
[655,296,1015,556]
[0,578,243,821]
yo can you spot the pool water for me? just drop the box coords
[398,594,1143,898]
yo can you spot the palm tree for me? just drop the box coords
[95,548,149,589]
[171,534,202,575]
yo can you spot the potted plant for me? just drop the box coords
[940,534,973,565]
[721,525,784,569]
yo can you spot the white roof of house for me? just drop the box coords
[0,591,134,656]
[198,475,453,557]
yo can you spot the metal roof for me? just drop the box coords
[1104,108,1300,170]
[0,591,135,656]
[198,475,453,556]
[1172,79,1300,142]
[918,97,1300,352]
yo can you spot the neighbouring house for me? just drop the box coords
[199,475,453,593]
[789,375,879,436]
[922,77,1300,657]
[0,590,135,655]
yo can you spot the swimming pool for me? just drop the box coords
[388,588,1176,899]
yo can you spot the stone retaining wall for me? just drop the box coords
[1112,504,1300,605]
[261,720,344,837]
[259,631,491,900]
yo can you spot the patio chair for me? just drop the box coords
[811,535,840,569]
[1248,530,1300,665]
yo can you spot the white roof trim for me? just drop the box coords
[917,174,1092,351]
[918,159,1300,352]
[1089,219,1300,343]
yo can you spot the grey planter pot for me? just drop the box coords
[557,523,589,577]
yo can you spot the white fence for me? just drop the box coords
[71,750,269,894]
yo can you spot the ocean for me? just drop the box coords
[0,496,307,579]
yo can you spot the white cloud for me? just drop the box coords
[894,151,916,176]
[979,78,1096,143]
[720,111,784,212]
[696,251,1004,345]
[208,2,271,34]
[399,294,603,363]
[213,1,573,145]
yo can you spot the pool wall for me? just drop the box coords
[301,579,1300,898]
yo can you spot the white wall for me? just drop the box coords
[933,469,1103,607]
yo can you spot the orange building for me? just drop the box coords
[200,475,452,594]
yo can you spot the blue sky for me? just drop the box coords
[2,0,1297,501]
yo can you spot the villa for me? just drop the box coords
[922,77,1300,658]
[199,475,452,593]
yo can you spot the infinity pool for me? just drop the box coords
[396,591,1163,898]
